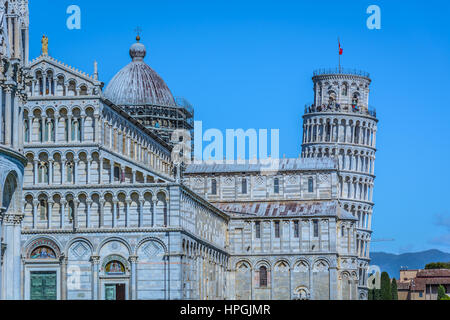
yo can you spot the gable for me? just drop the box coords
[28,55,103,97]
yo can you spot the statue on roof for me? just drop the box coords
[41,34,48,56]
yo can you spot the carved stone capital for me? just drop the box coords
[128,255,138,263]
[90,255,100,264]
[0,212,25,225]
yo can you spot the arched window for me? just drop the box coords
[44,119,54,142]
[352,93,359,107]
[38,162,49,183]
[342,83,348,96]
[80,85,88,96]
[114,166,120,182]
[56,76,66,96]
[308,177,314,193]
[325,123,331,141]
[71,119,81,141]
[66,161,74,183]
[294,221,299,238]
[211,179,217,195]
[39,118,44,142]
[274,178,279,194]
[24,119,30,143]
[65,118,69,141]
[313,220,319,238]
[39,199,48,220]
[68,200,75,222]
[328,90,336,105]
[68,80,77,96]
[3,173,17,212]
[255,221,261,239]
[274,221,280,238]
[354,125,360,144]
[259,266,268,287]
[242,178,247,194]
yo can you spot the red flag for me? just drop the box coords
[339,41,343,55]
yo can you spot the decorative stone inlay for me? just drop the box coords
[71,242,89,259]
[143,241,163,258]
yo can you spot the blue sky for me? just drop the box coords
[29,0,450,254]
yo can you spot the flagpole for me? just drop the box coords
[338,37,341,73]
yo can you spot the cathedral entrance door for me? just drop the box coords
[30,271,57,300]
[105,283,126,300]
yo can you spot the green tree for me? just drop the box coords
[374,289,382,300]
[437,285,448,300]
[391,278,398,300]
[425,262,450,270]
[380,272,392,300]
[368,289,374,300]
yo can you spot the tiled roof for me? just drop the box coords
[214,200,356,220]
[406,269,450,291]
[416,269,450,278]
[185,158,337,174]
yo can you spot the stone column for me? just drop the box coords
[86,157,91,184]
[27,116,32,143]
[99,200,105,228]
[93,115,99,142]
[4,87,12,145]
[125,200,131,227]
[138,200,145,227]
[60,255,68,300]
[0,212,24,299]
[12,92,19,149]
[67,116,72,142]
[0,89,3,142]
[152,200,158,227]
[49,160,54,185]
[90,255,100,300]
[0,209,3,298]
[61,158,66,184]
[43,75,47,96]
[73,200,79,231]
[86,200,92,229]
[129,256,138,300]
[80,116,86,142]
[33,159,38,184]
[60,200,66,229]
[112,201,117,228]
[131,170,136,184]
[47,200,54,229]
[73,157,78,185]
[99,157,103,184]
[32,200,39,228]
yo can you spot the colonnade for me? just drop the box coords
[302,117,376,148]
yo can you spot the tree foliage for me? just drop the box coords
[437,285,449,300]
[391,278,398,300]
[425,262,450,270]
[380,272,392,300]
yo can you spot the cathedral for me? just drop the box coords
[0,0,378,300]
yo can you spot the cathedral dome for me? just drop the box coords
[104,37,176,106]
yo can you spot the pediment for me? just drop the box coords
[28,55,103,96]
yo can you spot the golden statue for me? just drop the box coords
[41,34,48,56]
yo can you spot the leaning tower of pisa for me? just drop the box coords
[301,68,378,299]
